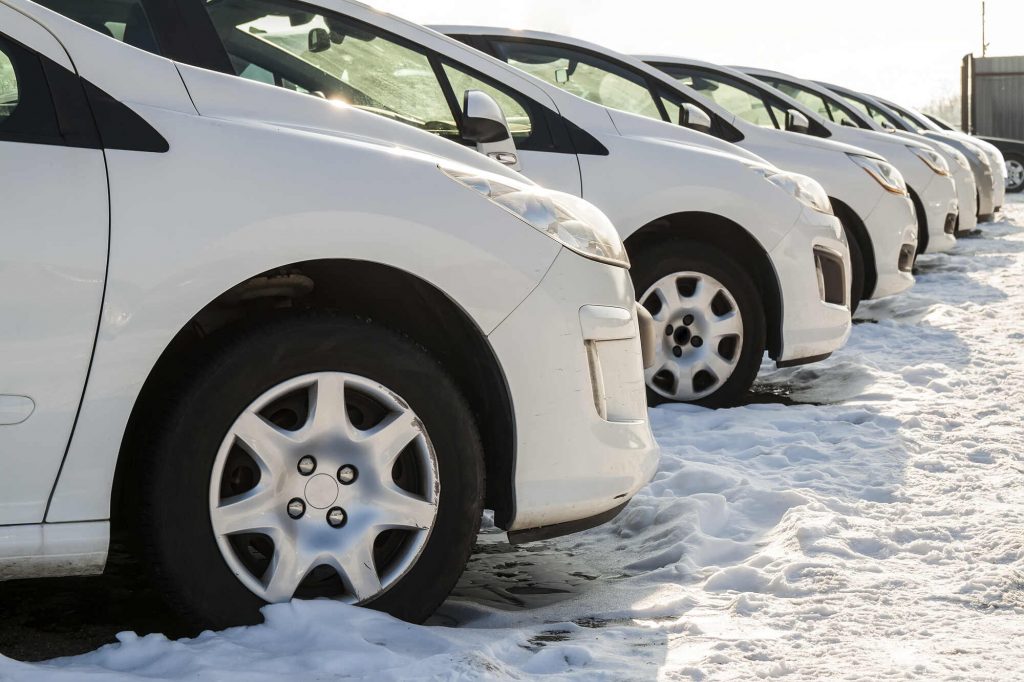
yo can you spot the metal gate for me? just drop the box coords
[962,54,1024,137]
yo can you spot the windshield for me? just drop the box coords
[492,40,663,121]
[205,2,459,136]
[761,78,865,129]
[663,66,783,129]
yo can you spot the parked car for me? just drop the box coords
[80,0,855,407]
[0,0,661,629]
[871,99,999,220]
[813,81,983,230]
[915,112,1018,198]
[451,32,915,310]
[738,68,961,255]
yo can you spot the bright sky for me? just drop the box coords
[367,0,1024,108]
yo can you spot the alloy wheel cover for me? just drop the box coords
[209,372,438,605]
[641,271,745,401]
[1007,159,1024,191]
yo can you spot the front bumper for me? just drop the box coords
[770,208,852,364]
[863,190,917,300]
[918,174,958,253]
[488,249,659,535]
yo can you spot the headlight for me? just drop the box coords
[751,167,833,215]
[848,154,908,195]
[909,145,950,176]
[440,166,630,268]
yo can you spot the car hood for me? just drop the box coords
[175,62,529,185]
[604,107,771,165]
[775,129,883,160]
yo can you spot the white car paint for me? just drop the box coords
[874,97,1006,215]
[739,68,960,254]
[186,5,852,380]
[464,34,915,302]
[813,80,979,234]
[0,0,658,579]
[99,0,852,405]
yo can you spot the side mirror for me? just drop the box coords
[463,90,521,170]
[785,109,810,134]
[678,103,712,133]
[308,27,331,53]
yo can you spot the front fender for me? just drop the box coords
[46,108,560,522]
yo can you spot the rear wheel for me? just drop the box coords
[1006,155,1024,194]
[632,240,766,408]
[138,314,484,629]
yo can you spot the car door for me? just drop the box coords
[0,7,109,525]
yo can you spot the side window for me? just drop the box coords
[0,36,61,144]
[0,47,16,122]
[492,40,663,122]
[442,63,532,139]
[202,1,458,138]
[33,0,161,55]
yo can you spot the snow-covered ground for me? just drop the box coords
[4,197,1024,681]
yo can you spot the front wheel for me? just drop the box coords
[138,314,484,629]
[632,240,767,408]
[1006,155,1024,194]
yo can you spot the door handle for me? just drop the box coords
[0,395,35,425]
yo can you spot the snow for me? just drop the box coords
[4,197,1024,680]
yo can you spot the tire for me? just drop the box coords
[842,221,865,314]
[136,313,484,629]
[1006,154,1024,194]
[631,239,767,408]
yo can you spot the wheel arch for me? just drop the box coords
[907,185,929,254]
[828,196,877,298]
[624,211,785,359]
[111,259,518,540]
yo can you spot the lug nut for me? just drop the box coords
[297,456,317,476]
[287,498,306,519]
[665,324,674,336]
[672,346,683,357]
[327,507,347,528]
[683,314,695,326]
[691,336,704,348]
[337,465,358,485]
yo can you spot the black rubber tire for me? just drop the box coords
[136,313,484,630]
[631,239,767,409]
[1006,154,1024,194]
[842,221,865,314]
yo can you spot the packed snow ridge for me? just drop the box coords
[4,197,1024,681]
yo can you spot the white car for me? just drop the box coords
[813,80,981,233]
[0,0,660,628]
[100,0,854,407]
[739,68,961,255]
[877,99,1007,217]
[442,31,912,311]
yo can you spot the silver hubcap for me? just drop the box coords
[1008,160,1024,190]
[209,372,438,605]
[641,271,744,401]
